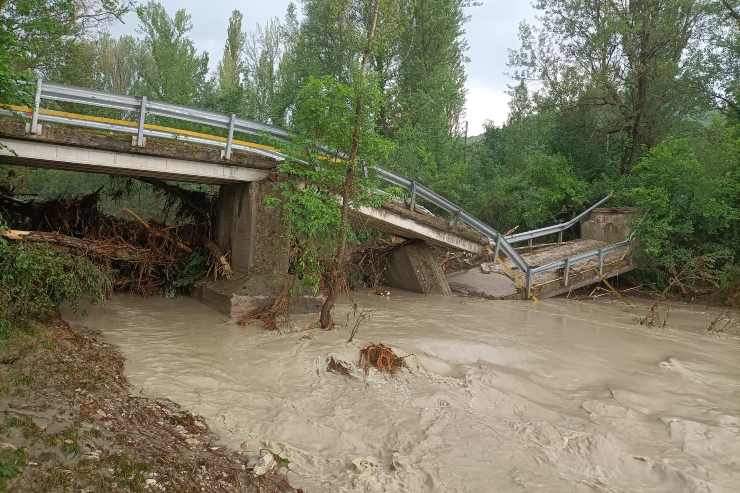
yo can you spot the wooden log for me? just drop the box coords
[2,229,156,262]
[206,240,233,279]
[121,208,193,253]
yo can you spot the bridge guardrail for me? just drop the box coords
[505,194,612,244]
[527,239,632,296]
[4,80,632,298]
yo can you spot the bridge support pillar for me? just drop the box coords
[216,180,288,275]
[200,180,323,319]
[384,241,451,295]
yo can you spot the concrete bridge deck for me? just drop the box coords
[0,114,487,256]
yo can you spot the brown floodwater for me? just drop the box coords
[68,292,740,492]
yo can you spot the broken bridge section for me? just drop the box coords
[447,207,637,300]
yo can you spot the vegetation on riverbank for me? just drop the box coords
[0,221,109,338]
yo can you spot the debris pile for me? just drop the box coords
[326,356,353,376]
[0,186,227,294]
[358,343,407,374]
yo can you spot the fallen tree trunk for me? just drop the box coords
[2,229,159,263]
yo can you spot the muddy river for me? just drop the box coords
[69,293,740,492]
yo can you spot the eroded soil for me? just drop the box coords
[0,320,297,492]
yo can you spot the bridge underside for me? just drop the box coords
[352,201,489,255]
[0,137,269,184]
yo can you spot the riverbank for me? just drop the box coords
[68,292,740,492]
[0,319,297,492]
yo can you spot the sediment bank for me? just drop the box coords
[0,319,297,492]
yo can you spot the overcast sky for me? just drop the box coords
[111,1,535,135]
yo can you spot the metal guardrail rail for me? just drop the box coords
[505,194,612,244]
[2,80,632,298]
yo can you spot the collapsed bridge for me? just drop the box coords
[0,81,635,310]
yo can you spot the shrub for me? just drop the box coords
[625,134,739,294]
[0,231,110,338]
[481,151,588,231]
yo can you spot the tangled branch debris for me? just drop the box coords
[358,343,407,374]
[345,302,371,343]
[706,312,738,334]
[239,278,294,330]
[1,189,230,294]
[326,356,353,376]
[638,303,670,328]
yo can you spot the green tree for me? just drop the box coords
[244,18,287,123]
[93,33,143,94]
[135,1,209,105]
[215,10,246,115]
[320,0,383,328]
[625,128,739,293]
[0,0,130,103]
[510,0,730,174]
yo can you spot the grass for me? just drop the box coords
[0,448,27,492]
[111,455,150,491]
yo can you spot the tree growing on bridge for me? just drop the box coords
[266,0,390,329]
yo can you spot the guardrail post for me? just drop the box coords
[598,248,604,276]
[492,235,501,265]
[409,181,417,211]
[528,238,533,250]
[451,208,461,227]
[29,78,43,135]
[222,113,236,160]
[134,96,147,147]
[526,268,533,299]
[558,231,563,244]
[564,257,571,286]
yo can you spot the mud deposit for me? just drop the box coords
[69,293,740,492]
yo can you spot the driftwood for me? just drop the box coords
[1,185,226,293]
[205,240,233,279]
[358,343,407,374]
[121,208,192,253]
[239,277,294,330]
[3,229,156,262]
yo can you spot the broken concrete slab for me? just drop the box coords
[447,268,519,299]
[383,241,451,295]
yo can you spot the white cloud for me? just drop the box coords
[464,82,510,135]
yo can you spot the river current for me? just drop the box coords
[69,292,740,492]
